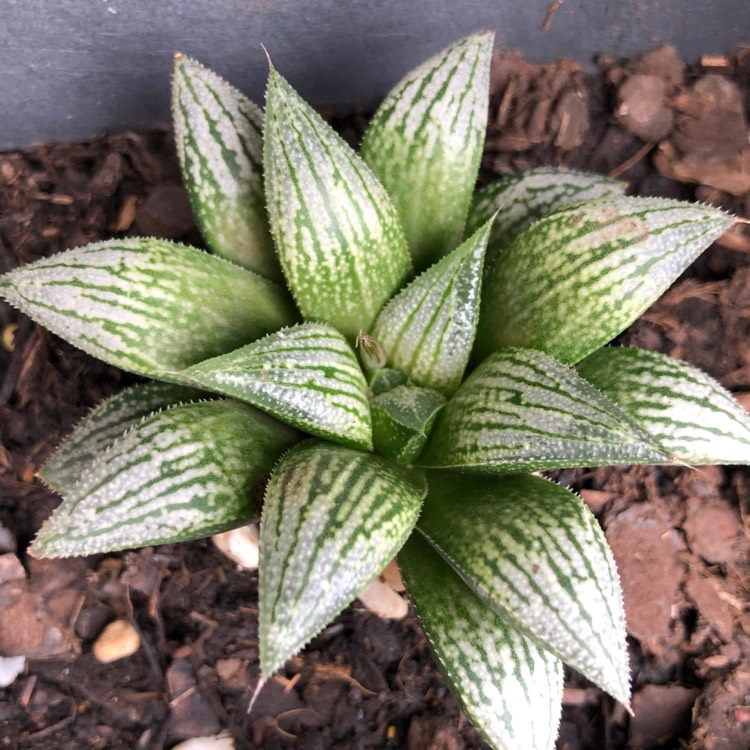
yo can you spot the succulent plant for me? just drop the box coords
[2,32,749,749]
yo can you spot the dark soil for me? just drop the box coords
[2,44,750,750]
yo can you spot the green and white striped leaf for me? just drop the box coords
[0,239,298,381]
[32,400,300,558]
[420,348,667,473]
[475,197,734,364]
[361,32,494,270]
[371,220,491,395]
[415,472,630,705]
[42,382,206,493]
[259,442,425,677]
[465,167,626,268]
[183,323,372,450]
[173,55,281,280]
[578,347,750,465]
[264,70,412,340]
[399,533,563,750]
[371,385,447,463]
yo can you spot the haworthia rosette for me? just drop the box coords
[172,55,281,280]
[42,382,205,493]
[371,220,491,396]
[399,533,563,750]
[416,472,630,705]
[32,401,300,558]
[0,239,298,381]
[263,69,412,340]
[371,385,447,463]
[361,32,494,270]
[578,347,750,465]
[475,197,734,364]
[183,323,373,450]
[259,442,425,677]
[465,167,626,269]
[420,348,667,473]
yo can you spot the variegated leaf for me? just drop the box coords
[183,323,372,450]
[172,55,281,280]
[0,239,298,381]
[32,401,300,558]
[371,220,491,395]
[371,385,446,463]
[475,197,734,364]
[465,167,625,268]
[578,347,750,465]
[361,32,494,270]
[420,348,667,473]
[259,442,425,677]
[263,70,411,340]
[399,533,563,750]
[42,382,205,493]
[415,472,630,705]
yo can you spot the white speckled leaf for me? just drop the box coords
[0,239,298,381]
[421,348,667,473]
[578,347,750,465]
[399,533,563,750]
[475,197,734,364]
[415,472,630,705]
[465,167,626,268]
[183,323,372,450]
[32,400,300,558]
[371,385,447,463]
[259,442,425,677]
[371,220,490,395]
[362,32,494,270]
[264,70,412,340]
[42,382,205,493]
[172,55,281,280]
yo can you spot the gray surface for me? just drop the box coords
[3,0,749,150]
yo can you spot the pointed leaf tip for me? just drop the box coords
[259,443,425,677]
[362,31,495,270]
[415,472,631,705]
[172,56,281,279]
[264,69,411,339]
[476,197,734,364]
[400,533,564,750]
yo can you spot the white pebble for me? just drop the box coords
[171,734,236,750]
[0,522,16,554]
[358,577,409,619]
[0,655,26,687]
[92,619,141,663]
[212,525,259,569]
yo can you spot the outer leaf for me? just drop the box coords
[420,348,667,473]
[465,167,626,268]
[42,382,205,493]
[32,401,300,558]
[183,323,372,450]
[577,347,750,465]
[399,533,563,750]
[415,472,630,705]
[0,239,298,381]
[172,55,281,280]
[371,385,447,463]
[259,442,425,677]
[264,70,412,340]
[475,197,734,364]
[371,220,490,395]
[361,32,494,270]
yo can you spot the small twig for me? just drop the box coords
[608,140,656,179]
[541,0,565,31]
